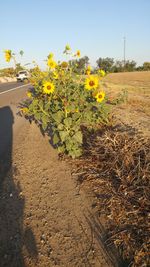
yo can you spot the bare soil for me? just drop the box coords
[0,122,115,267]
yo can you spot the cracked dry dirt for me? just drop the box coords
[0,123,114,267]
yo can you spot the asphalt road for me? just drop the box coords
[0,81,27,94]
[0,82,31,157]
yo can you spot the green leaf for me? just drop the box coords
[64,117,72,128]
[42,123,47,130]
[69,148,82,158]
[45,102,50,111]
[57,123,64,130]
[39,99,44,109]
[41,114,49,130]
[53,133,60,145]
[34,112,41,121]
[72,113,81,122]
[73,131,83,144]
[52,111,63,123]
[59,130,68,142]
[42,114,49,124]
[57,145,65,153]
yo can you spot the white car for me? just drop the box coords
[16,70,30,82]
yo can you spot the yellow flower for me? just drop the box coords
[98,69,106,77]
[47,58,57,69]
[53,71,58,79]
[43,81,55,94]
[84,76,99,90]
[76,50,81,57]
[27,91,32,98]
[65,44,71,51]
[4,50,12,62]
[20,107,29,114]
[95,91,105,103]
[85,65,91,75]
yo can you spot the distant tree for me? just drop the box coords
[77,56,89,73]
[124,60,136,72]
[15,63,24,74]
[112,60,124,73]
[96,57,114,72]
[143,62,150,71]
[69,56,89,74]
[111,60,137,73]
[136,66,144,71]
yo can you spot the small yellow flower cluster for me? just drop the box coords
[47,53,57,69]
[98,69,106,77]
[63,44,81,58]
[76,50,81,57]
[20,107,29,114]
[85,65,91,75]
[84,75,105,103]
[27,91,32,98]
[4,50,12,62]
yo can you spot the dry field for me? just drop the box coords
[103,71,150,137]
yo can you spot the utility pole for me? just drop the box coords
[123,36,126,69]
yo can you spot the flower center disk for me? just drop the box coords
[89,81,95,86]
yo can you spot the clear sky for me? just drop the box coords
[0,0,150,69]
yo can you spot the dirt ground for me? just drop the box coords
[0,122,116,267]
[0,71,149,267]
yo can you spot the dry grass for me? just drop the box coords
[104,71,150,89]
[74,127,150,267]
[103,71,150,138]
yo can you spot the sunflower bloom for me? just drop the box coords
[47,59,57,69]
[85,76,99,90]
[27,91,32,98]
[43,81,55,94]
[95,91,105,103]
[61,61,68,68]
[98,69,106,77]
[76,50,81,57]
[4,50,12,62]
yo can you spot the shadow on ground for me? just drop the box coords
[0,106,38,267]
[85,211,129,267]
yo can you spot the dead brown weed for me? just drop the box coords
[73,127,150,266]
